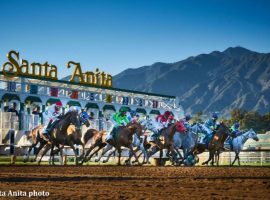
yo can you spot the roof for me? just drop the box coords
[0,72,176,99]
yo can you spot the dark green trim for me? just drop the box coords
[0,72,175,98]
[1,93,20,101]
[67,100,81,107]
[85,103,99,109]
[103,105,116,111]
[120,106,131,112]
[24,96,42,103]
[150,110,161,115]
[136,108,147,114]
[46,98,61,105]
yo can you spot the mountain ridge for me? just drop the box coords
[113,46,270,115]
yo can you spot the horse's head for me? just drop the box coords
[80,111,90,127]
[247,129,259,141]
[65,111,81,130]
[217,122,230,136]
[174,120,186,134]
[127,121,143,136]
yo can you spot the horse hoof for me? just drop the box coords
[102,160,107,163]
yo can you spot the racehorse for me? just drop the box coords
[24,112,90,163]
[225,129,259,165]
[37,111,82,165]
[80,129,107,164]
[24,124,46,162]
[145,121,186,165]
[94,122,143,165]
[172,123,202,165]
[201,122,231,166]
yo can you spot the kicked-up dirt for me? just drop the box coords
[0,165,269,199]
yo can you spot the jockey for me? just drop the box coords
[67,105,81,113]
[230,122,241,138]
[183,114,192,132]
[151,111,174,141]
[106,107,130,142]
[128,110,139,123]
[201,112,220,144]
[67,106,90,125]
[42,101,63,141]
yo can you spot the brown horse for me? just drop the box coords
[201,122,231,166]
[80,129,107,164]
[37,111,82,165]
[145,122,181,164]
[94,122,143,165]
[24,124,46,162]
[25,112,90,164]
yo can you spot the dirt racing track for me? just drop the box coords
[0,166,269,199]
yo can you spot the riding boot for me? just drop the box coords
[42,121,53,141]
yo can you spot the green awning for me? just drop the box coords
[120,106,131,112]
[25,96,42,103]
[150,110,160,115]
[103,105,116,111]
[1,93,20,101]
[136,108,147,114]
[46,98,61,106]
[67,101,81,107]
[85,103,99,109]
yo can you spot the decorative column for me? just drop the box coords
[19,102,25,130]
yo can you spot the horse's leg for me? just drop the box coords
[140,143,149,164]
[232,151,238,166]
[59,147,64,165]
[202,151,213,165]
[81,144,96,164]
[216,150,220,166]
[146,145,159,164]
[210,151,216,166]
[32,140,47,162]
[79,143,85,159]
[95,144,112,162]
[103,148,116,163]
[37,143,51,165]
[237,152,241,166]
[88,145,105,161]
[117,148,121,166]
[129,145,140,165]
[69,142,78,165]
[125,149,133,165]
[174,148,183,165]
[24,142,37,162]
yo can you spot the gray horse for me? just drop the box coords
[172,123,203,165]
[224,129,259,165]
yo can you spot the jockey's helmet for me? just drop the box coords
[55,101,62,111]
[234,122,240,129]
[119,107,127,114]
[130,110,137,117]
[55,101,62,107]
[185,114,192,121]
[212,112,218,120]
[164,111,171,118]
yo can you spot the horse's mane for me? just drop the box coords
[63,110,78,118]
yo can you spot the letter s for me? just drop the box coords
[2,50,19,77]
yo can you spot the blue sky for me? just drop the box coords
[0,0,270,77]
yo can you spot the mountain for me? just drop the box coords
[113,47,270,116]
